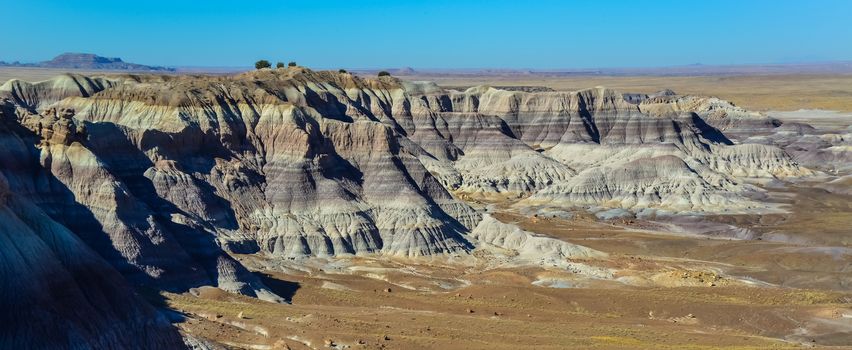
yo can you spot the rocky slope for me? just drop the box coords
[0,111,184,349]
[638,93,782,141]
[0,73,115,110]
[742,120,852,174]
[408,85,807,211]
[0,70,812,261]
[0,76,814,269]
[470,214,604,267]
[0,68,818,347]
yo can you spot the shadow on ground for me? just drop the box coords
[254,272,301,302]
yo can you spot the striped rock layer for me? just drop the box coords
[0,70,814,343]
[0,69,814,347]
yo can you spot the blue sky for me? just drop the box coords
[3,0,851,69]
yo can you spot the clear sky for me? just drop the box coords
[3,0,851,69]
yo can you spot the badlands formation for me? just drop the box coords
[1,68,850,349]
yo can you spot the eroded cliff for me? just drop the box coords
[0,68,814,306]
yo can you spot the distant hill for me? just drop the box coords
[0,53,174,71]
[352,61,852,77]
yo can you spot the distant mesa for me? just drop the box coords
[0,52,175,71]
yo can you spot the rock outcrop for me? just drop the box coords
[470,214,604,266]
[526,155,755,212]
[0,114,184,349]
[0,102,283,301]
[638,93,782,141]
[0,68,815,293]
[0,74,116,110]
[742,120,851,173]
[0,68,818,346]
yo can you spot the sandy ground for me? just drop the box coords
[164,260,850,349]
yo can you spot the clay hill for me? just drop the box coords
[1,67,844,348]
[0,53,175,71]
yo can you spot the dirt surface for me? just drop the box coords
[165,262,850,349]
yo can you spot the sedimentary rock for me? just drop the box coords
[0,73,116,110]
[470,214,604,266]
[0,67,824,345]
[526,155,756,212]
[638,93,782,140]
[0,68,813,272]
[0,116,184,349]
[1,101,282,301]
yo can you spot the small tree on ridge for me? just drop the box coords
[255,60,271,69]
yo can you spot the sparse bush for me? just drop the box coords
[377,71,391,77]
[338,69,348,73]
[255,60,271,69]
[288,61,297,67]
[276,62,285,68]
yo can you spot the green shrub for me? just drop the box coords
[288,61,297,67]
[377,71,391,77]
[276,62,285,68]
[255,60,271,69]
[338,69,348,73]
